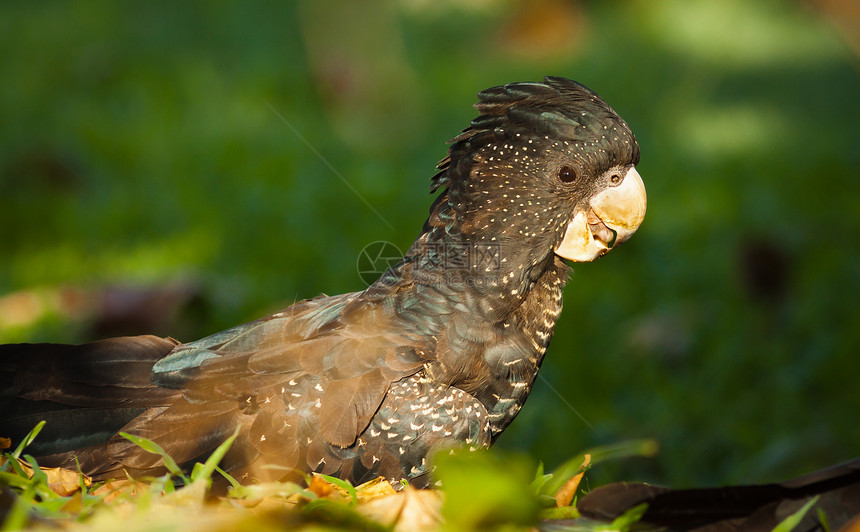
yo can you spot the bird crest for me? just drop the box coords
[431,76,639,194]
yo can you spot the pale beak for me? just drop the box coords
[555,166,647,262]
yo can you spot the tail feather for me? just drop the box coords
[0,335,178,460]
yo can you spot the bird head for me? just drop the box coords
[429,77,646,267]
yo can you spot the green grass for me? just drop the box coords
[1,423,657,531]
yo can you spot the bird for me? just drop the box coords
[1,76,646,488]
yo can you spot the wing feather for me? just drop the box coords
[318,369,388,447]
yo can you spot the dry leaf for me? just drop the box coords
[161,479,209,506]
[44,465,90,496]
[555,453,591,507]
[358,487,443,532]
[308,474,337,499]
[355,477,397,503]
[92,479,146,503]
[0,456,91,496]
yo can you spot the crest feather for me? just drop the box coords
[431,76,638,193]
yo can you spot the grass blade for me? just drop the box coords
[598,502,648,532]
[1,422,46,473]
[771,495,820,532]
[190,427,240,485]
[542,439,658,496]
[118,432,187,483]
[315,473,358,506]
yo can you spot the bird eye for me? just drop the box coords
[610,173,622,185]
[558,166,577,183]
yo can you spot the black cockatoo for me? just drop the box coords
[1,77,647,487]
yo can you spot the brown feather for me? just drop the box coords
[319,369,389,447]
[108,402,238,468]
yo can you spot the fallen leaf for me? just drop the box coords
[0,456,91,496]
[355,477,397,503]
[92,479,146,503]
[358,487,443,532]
[308,474,335,499]
[555,454,591,507]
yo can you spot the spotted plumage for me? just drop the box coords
[0,77,645,488]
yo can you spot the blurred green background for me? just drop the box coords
[2,0,859,489]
